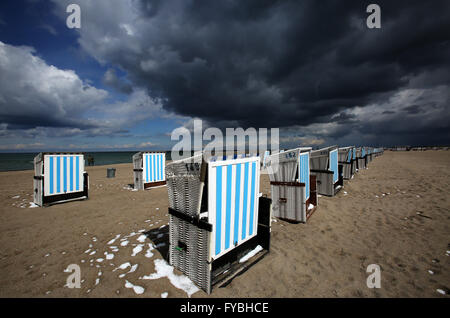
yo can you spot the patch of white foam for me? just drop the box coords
[308,203,314,210]
[12,195,20,199]
[128,264,138,273]
[125,280,144,294]
[29,202,39,208]
[141,259,199,297]
[436,289,446,295]
[107,234,121,245]
[161,292,168,298]
[239,245,263,263]
[89,251,96,255]
[96,258,104,263]
[145,244,155,258]
[132,244,144,256]
[121,240,129,247]
[105,253,114,260]
[136,234,147,243]
[115,262,131,271]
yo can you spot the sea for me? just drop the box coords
[0,151,172,172]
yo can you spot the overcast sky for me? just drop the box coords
[0,0,449,151]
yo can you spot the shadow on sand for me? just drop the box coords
[144,226,169,261]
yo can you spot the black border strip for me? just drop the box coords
[168,207,213,232]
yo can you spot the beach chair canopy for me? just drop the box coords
[166,153,261,260]
[133,152,166,184]
[266,147,311,200]
[338,146,354,163]
[311,145,339,184]
[41,153,85,197]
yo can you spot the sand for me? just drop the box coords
[0,151,448,298]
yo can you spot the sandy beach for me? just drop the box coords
[0,151,448,298]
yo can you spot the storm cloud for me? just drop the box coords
[2,0,450,149]
[50,0,450,145]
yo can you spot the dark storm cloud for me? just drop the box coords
[4,0,449,147]
[68,0,450,144]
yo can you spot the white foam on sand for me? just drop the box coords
[436,289,446,295]
[141,259,199,297]
[136,234,147,243]
[121,240,129,247]
[105,253,114,260]
[29,202,39,208]
[129,264,138,273]
[96,258,104,263]
[12,195,20,199]
[125,280,145,295]
[145,244,155,258]
[239,245,263,263]
[161,292,168,298]
[132,244,144,257]
[108,234,121,245]
[308,203,314,210]
[119,264,138,278]
[115,262,131,271]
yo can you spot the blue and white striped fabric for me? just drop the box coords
[208,157,260,260]
[143,153,165,183]
[44,154,84,196]
[330,149,338,183]
[298,152,310,200]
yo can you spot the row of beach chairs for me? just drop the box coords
[31,146,383,294]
